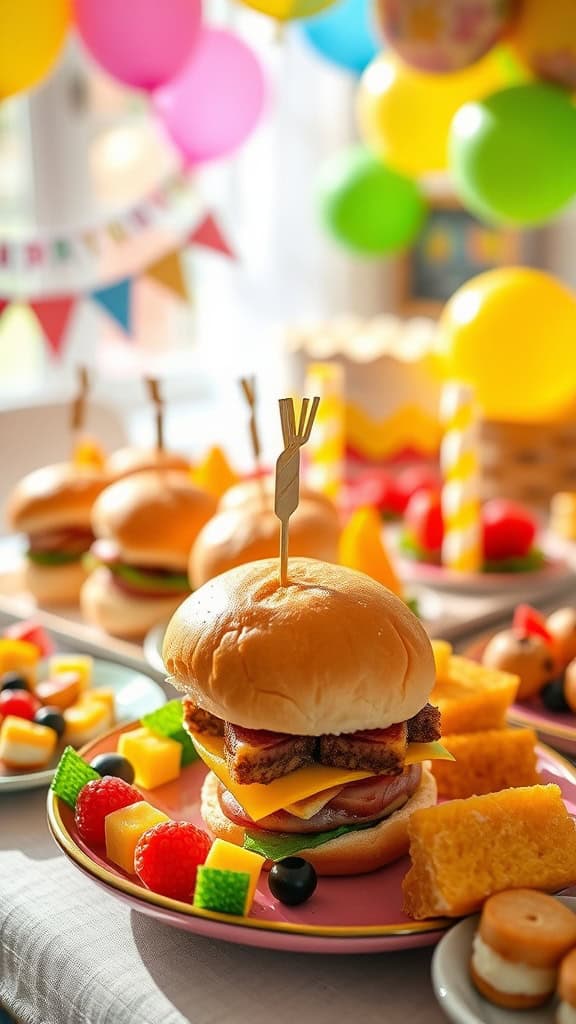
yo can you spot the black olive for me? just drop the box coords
[1,671,30,692]
[541,678,570,712]
[90,753,135,784]
[34,706,66,738]
[268,857,317,906]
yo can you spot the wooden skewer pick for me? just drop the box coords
[239,376,262,471]
[70,365,89,441]
[146,377,164,451]
[274,396,320,587]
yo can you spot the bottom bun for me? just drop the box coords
[200,768,437,876]
[80,567,188,639]
[470,962,551,1010]
[24,558,87,607]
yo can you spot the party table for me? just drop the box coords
[0,789,446,1024]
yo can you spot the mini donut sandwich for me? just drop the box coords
[81,470,216,638]
[6,462,109,606]
[162,557,451,876]
[471,889,576,1009]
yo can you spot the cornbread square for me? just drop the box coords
[402,784,576,920]
[431,727,540,800]
[430,656,519,735]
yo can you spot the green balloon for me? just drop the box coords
[318,146,427,256]
[450,83,576,227]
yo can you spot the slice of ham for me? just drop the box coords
[28,526,94,555]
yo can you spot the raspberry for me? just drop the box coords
[135,821,211,901]
[74,777,141,845]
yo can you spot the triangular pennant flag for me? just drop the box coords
[0,299,9,321]
[91,279,133,335]
[188,214,235,259]
[30,296,76,358]
[145,249,189,301]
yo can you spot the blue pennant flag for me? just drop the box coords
[91,278,133,335]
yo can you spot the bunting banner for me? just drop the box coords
[29,297,77,358]
[189,214,235,259]
[146,250,190,300]
[90,279,133,335]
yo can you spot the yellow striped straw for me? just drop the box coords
[440,381,483,573]
[304,362,345,503]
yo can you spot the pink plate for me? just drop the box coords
[47,723,576,954]
[397,554,568,594]
[467,636,576,757]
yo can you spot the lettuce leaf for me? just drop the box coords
[27,550,82,566]
[243,818,381,861]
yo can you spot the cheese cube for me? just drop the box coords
[105,801,169,874]
[0,715,57,769]
[0,639,40,686]
[431,640,453,683]
[36,672,81,711]
[64,698,112,747]
[117,727,181,789]
[205,839,265,915]
[89,688,115,720]
[48,655,93,691]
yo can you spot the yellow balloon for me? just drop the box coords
[511,0,576,90]
[436,268,576,423]
[0,0,70,100]
[239,0,335,19]
[357,48,517,178]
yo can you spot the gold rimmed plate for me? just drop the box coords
[47,723,576,954]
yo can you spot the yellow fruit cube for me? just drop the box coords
[431,640,453,682]
[339,507,404,597]
[48,655,93,691]
[105,801,169,874]
[88,689,115,719]
[205,839,265,915]
[117,727,181,789]
[0,639,40,686]
[0,715,57,769]
[64,699,112,747]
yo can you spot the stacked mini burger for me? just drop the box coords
[6,462,109,606]
[163,557,448,875]
[81,471,216,638]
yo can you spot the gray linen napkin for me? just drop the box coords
[0,851,442,1024]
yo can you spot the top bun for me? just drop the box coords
[189,499,340,588]
[92,470,217,570]
[7,462,108,533]
[219,476,336,515]
[163,557,434,735]
[106,446,190,481]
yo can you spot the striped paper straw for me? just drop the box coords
[440,381,483,573]
[304,362,345,503]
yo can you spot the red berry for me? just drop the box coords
[347,472,404,518]
[405,490,444,553]
[75,777,141,846]
[395,466,439,512]
[513,604,553,644]
[482,499,537,561]
[3,620,54,657]
[0,689,40,721]
[135,821,211,901]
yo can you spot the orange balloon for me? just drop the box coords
[357,48,519,177]
[511,0,576,90]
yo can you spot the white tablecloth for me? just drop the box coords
[0,788,446,1024]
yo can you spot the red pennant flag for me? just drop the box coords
[30,296,76,358]
[0,299,9,320]
[188,214,235,259]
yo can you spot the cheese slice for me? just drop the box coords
[190,731,454,822]
[284,786,343,820]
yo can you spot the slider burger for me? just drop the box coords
[106,445,190,482]
[163,557,450,875]
[81,470,216,638]
[190,493,340,589]
[6,462,108,606]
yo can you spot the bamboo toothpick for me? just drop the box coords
[239,376,262,471]
[146,377,164,451]
[274,396,320,587]
[70,365,89,442]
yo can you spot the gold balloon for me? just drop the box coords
[437,268,576,423]
[357,48,517,178]
[0,0,70,99]
[239,0,336,20]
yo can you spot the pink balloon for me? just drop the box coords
[74,0,202,91]
[154,28,266,165]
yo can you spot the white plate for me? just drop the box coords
[143,622,167,676]
[0,659,165,793]
[431,896,576,1024]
